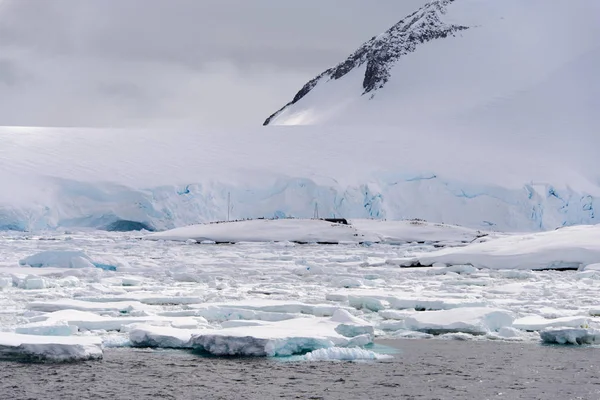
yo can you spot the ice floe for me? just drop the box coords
[19,250,127,271]
[299,347,392,361]
[540,328,600,345]
[0,332,103,362]
[512,316,591,331]
[403,308,515,335]
[131,311,373,357]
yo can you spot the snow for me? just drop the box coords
[403,308,515,335]
[146,219,377,244]
[414,225,600,270]
[0,332,103,362]
[540,328,600,345]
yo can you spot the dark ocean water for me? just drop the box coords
[0,340,598,400]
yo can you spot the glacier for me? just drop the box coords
[1,126,598,232]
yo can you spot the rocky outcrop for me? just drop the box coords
[264,0,469,125]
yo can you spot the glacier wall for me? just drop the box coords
[0,174,596,232]
[1,126,598,232]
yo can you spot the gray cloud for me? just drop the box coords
[0,0,428,127]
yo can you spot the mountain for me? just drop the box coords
[264,0,600,131]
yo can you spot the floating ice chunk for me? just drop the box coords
[220,320,271,328]
[188,315,373,357]
[348,296,388,312]
[540,328,600,345]
[19,250,122,271]
[512,316,591,331]
[427,265,478,275]
[331,309,374,338]
[389,298,487,311]
[438,332,475,341]
[0,333,102,362]
[336,278,363,288]
[333,290,487,311]
[189,300,353,318]
[0,276,13,289]
[186,305,303,323]
[22,309,204,332]
[378,310,415,320]
[20,251,94,269]
[27,299,153,314]
[24,275,47,290]
[404,308,514,335]
[15,320,78,336]
[493,326,525,339]
[583,263,600,271]
[79,295,204,305]
[121,277,142,286]
[300,347,392,361]
[378,320,407,331]
[129,325,200,349]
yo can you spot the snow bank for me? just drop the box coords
[415,225,600,270]
[0,333,102,362]
[403,308,514,335]
[350,219,487,245]
[145,219,376,244]
[540,328,600,345]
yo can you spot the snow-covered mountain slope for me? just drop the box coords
[264,0,600,130]
[0,126,598,232]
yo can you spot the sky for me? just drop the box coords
[0,0,428,128]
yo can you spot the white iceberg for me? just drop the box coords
[0,332,103,362]
[300,347,392,361]
[403,307,514,335]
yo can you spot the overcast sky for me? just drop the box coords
[0,0,428,127]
